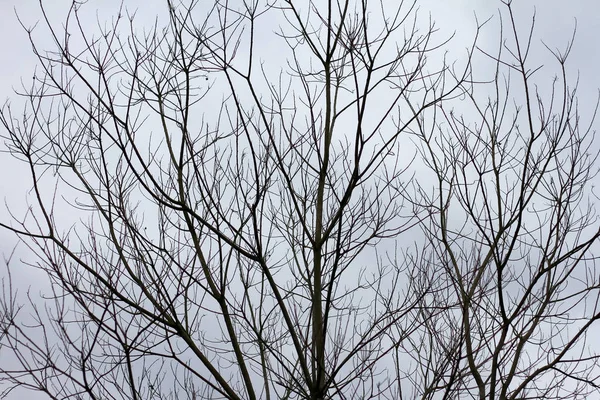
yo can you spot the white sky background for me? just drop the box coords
[1,0,600,399]
[2,0,599,279]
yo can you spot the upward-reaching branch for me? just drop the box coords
[1,1,599,400]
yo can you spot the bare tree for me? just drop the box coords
[0,1,598,399]
[400,5,600,399]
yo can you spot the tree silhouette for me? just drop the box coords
[1,1,599,399]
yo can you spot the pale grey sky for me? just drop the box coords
[1,1,599,399]
[2,0,598,194]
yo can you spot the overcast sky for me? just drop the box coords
[2,1,598,195]
[1,1,599,399]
